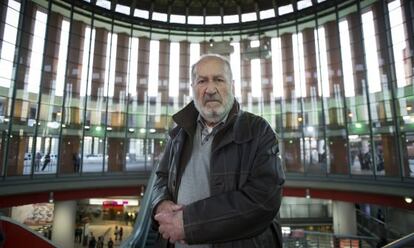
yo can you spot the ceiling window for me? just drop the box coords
[115,4,130,15]
[170,14,186,24]
[279,4,294,15]
[134,9,149,19]
[259,9,275,19]
[152,11,168,22]
[205,16,221,25]
[241,12,257,22]
[223,15,239,24]
[188,16,204,24]
[96,0,111,10]
[297,0,313,10]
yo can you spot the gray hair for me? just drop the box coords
[191,54,233,84]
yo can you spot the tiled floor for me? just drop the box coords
[74,222,133,247]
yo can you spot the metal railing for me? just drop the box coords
[284,231,378,248]
[382,233,414,248]
[356,209,402,240]
[120,167,157,248]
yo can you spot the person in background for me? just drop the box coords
[96,236,104,248]
[41,153,51,171]
[73,153,80,173]
[35,152,42,171]
[119,226,123,241]
[114,225,119,240]
[151,54,285,247]
[88,232,96,248]
[107,237,114,248]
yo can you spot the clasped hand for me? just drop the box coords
[155,200,186,244]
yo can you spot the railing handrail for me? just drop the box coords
[301,230,378,241]
[356,208,403,238]
[0,215,58,247]
[120,166,157,248]
[382,232,414,248]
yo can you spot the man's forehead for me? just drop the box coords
[195,73,226,79]
[195,59,228,74]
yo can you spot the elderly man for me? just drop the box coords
[152,54,285,247]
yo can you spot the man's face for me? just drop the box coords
[192,57,234,124]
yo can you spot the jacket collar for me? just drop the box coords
[171,100,252,144]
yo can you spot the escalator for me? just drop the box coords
[0,215,58,248]
[121,168,158,248]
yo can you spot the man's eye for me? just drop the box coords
[197,80,205,84]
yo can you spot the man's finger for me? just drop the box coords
[171,204,184,211]
[154,212,167,222]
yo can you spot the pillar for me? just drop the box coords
[59,136,81,174]
[332,201,357,235]
[329,137,349,174]
[52,201,77,248]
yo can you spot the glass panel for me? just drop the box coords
[169,42,179,98]
[0,0,21,176]
[106,32,129,172]
[230,42,241,100]
[8,4,48,176]
[82,20,110,173]
[403,133,414,178]
[279,31,304,173]
[349,135,372,174]
[367,2,399,177]
[58,13,87,175]
[148,40,159,97]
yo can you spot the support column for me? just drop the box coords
[52,201,77,248]
[332,201,357,235]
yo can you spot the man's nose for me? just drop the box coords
[205,80,218,94]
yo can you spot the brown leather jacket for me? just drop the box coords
[152,100,285,248]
